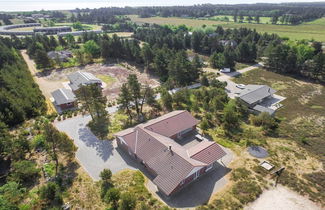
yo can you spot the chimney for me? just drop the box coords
[168,145,172,151]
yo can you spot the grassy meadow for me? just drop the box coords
[233,68,325,162]
[129,15,325,42]
[209,15,272,24]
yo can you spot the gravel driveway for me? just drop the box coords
[54,115,136,180]
[217,63,263,99]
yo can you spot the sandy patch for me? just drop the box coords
[30,63,160,101]
[245,185,322,210]
[298,85,323,105]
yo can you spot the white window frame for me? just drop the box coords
[206,164,213,172]
[194,170,200,180]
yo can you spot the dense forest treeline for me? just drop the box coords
[70,3,325,25]
[16,31,201,87]
[0,38,46,127]
[10,22,324,85]
[2,3,325,26]
[135,3,325,24]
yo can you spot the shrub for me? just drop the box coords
[104,188,120,206]
[9,160,40,184]
[118,192,136,210]
[43,162,56,178]
[231,168,252,181]
[100,169,113,199]
[31,134,46,150]
[0,181,26,205]
[252,165,268,177]
[39,182,63,206]
[249,112,279,135]
[232,181,262,204]
[100,169,112,181]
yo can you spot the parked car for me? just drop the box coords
[195,134,204,142]
[220,68,231,73]
[236,84,246,89]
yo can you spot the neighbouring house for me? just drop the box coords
[47,50,73,62]
[236,85,280,115]
[219,40,238,47]
[51,88,77,110]
[115,110,227,196]
[57,30,103,37]
[33,26,71,35]
[67,71,102,92]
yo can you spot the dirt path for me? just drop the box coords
[21,50,64,98]
[245,185,323,210]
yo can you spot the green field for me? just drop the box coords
[208,15,272,24]
[129,15,325,42]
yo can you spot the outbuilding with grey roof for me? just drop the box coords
[51,88,77,111]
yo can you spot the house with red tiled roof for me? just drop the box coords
[114,110,226,196]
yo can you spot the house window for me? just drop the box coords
[178,127,193,138]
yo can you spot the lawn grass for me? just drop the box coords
[129,15,325,42]
[96,74,116,86]
[235,62,251,70]
[209,15,272,24]
[107,32,133,38]
[9,18,24,24]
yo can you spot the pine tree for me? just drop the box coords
[35,49,52,69]
[117,83,133,122]
[43,123,76,175]
[254,15,260,24]
[160,88,173,111]
[141,43,154,69]
[76,84,109,139]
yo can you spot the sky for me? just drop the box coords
[1,0,325,12]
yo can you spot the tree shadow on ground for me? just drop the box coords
[60,160,80,190]
[78,127,113,161]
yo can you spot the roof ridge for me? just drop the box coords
[143,110,186,128]
[187,141,215,157]
[140,127,205,167]
[79,71,90,81]
[59,88,69,100]
[240,85,267,97]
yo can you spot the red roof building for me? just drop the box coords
[114,110,226,196]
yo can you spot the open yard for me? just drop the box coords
[129,15,325,41]
[36,63,160,101]
[233,68,325,163]
[245,186,323,210]
[21,50,159,102]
